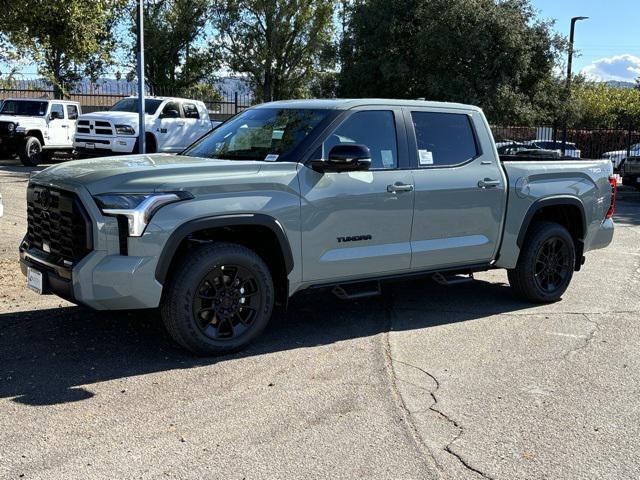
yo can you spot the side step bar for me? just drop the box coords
[332,280,382,300]
[432,272,475,286]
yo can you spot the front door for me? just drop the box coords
[406,108,507,270]
[158,101,184,152]
[47,103,67,146]
[299,109,415,283]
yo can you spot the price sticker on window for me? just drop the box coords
[419,149,434,165]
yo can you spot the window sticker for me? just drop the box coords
[381,150,394,168]
[419,149,434,165]
[264,154,280,162]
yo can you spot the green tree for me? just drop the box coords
[339,0,566,125]
[0,0,124,98]
[130,0,219,98]
[213,0,335,102]
[573,82,640,128]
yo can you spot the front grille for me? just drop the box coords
[26,185,93,263]
[78,120,90,126]
[77,127,91,134]
[0,121,15,135]
[95,128,113,135]
[95,121,111,127]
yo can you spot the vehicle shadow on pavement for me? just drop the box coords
[0,278,537,406]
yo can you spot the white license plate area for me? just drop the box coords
[85,143,95,150]
[27,267,43,294]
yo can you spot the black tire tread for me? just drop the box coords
[19,136,42,166]
[161,242,274,355]
[508,221,575,303]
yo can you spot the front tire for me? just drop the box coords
[161,242,274,355]
[508,222,576,303]
[19,136,43,166]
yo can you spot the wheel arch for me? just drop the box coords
[25,130,45,145]
[516,196,587,269]
[155,214,294,303]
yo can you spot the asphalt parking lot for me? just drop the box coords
[1,157,640,480]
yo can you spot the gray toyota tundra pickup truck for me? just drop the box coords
[20,99,616,355]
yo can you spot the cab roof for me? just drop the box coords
[2,98,79,104]
[254,98,482,112]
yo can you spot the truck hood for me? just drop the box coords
[31,153,268,195]
[78,110,153,125]
[0,114,46,127]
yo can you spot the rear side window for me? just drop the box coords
[411,112,478,167]
[323,111,398,169]
[66,104,78,120]
[183,103,200,119]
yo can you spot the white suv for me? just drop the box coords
[0,98,81,166]
[73,97,213,156]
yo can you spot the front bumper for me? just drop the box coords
[74,136,136,155]
[20,182,166,311]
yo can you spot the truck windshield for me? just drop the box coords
[110,98,163,115]
[183,108,330,161]
[0,100,48,116]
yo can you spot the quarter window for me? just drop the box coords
[323,111,398,169]
[411,112,478,167]
[183,103,201,119]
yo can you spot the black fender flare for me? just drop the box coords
[516,196,587,248]
[154,213,294,284]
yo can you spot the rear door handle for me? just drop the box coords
[387,182,414,193]
[478,178,500,189]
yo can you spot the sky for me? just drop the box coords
[530,0,640,83]
[1,0,639,83]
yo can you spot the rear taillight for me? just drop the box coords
[606,175,617,219]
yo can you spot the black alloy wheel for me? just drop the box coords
[533,236,572,294]
[193,264,262,341]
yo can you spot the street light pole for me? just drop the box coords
[136,0,146,155]
[562,16,588,156]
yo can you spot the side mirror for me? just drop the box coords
[49,111,63,120]
[161,109,180,119]
[312,144,372,172]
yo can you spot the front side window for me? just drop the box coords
[323,111,398,169]
[51,104,65,119]
[162,102,181,117]
[411,112,478,167]
[0,100,48,116]
[110,98,164,115]
[183,103,200,119]
[183,108,330,161]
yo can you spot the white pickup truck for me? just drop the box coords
[0,98,81,166]
[73,97,213,156]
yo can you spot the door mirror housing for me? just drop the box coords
[161,109,180,119]
[49,111,64,120]
[312,144,372,172]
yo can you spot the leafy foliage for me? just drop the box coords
[0,0,125,98]
[339,0,567,125]
[573,82,640,128]
[128,0,220,99]
[213,0,336,101]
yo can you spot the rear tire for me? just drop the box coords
[508,222,576,303]
[19,136,42,166]
[161,242,274,355]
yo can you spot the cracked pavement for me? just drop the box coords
[1,158,640,479]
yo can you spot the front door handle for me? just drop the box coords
[478,178,500,189]
[387,182,414,193]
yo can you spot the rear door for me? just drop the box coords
[65,104,79,146]
[299,108,415,282]
[405,108,507,270]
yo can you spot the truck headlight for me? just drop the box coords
[6,122,15,132]
[115,124,136,135]
[94,192,192,237]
